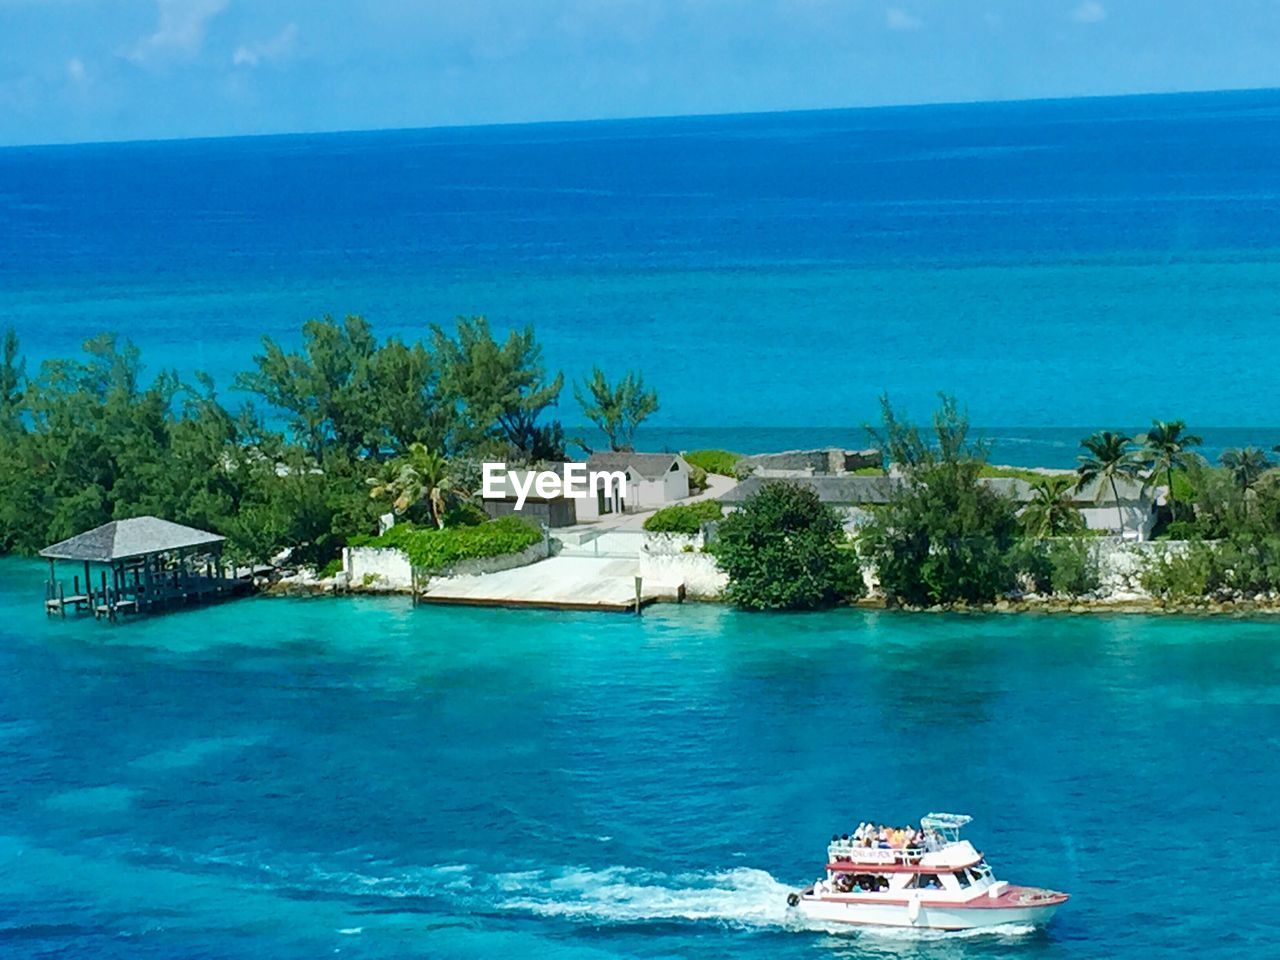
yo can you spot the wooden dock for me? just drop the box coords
[40,516,254,623]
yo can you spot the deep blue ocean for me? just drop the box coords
[3,89,1280,463]
[3,555,1280,959]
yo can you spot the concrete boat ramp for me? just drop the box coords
[418,554,674,613]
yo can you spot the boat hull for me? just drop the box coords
[793,889,1065,931]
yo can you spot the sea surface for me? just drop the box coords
[4,89,1280,464]
[2,556,1279,959]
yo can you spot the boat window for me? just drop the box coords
[967,867,986,883]
[952,870,972,889]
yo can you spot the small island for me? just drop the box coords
[4,319,1279,618]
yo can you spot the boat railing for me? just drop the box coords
[827,840,929,865]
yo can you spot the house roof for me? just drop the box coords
[719,475,905,505]
[720,474,1155,507]
[40,517,225,563]
[585,451,685,482]
[1070,475,1152,504]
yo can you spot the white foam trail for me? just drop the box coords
[494,865,793,927]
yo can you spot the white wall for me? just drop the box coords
[343,546,414,590]
[344,539,550,592]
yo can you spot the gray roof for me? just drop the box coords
[1070,475,1153,505]
[40,517,225,562]
[586,451,685,481]
[719,475,905,505]
[720,474,1155,507]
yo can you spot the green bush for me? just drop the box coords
[317,557,344,579]
[1141,541,1220,601]
[1158,519,1202,541]
[354,516,542,572]
[1045,538,1101,597]
[683,449,741,477]
[715,480,863,610]
[643,500,723,534]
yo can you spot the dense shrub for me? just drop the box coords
[861,395,1023,607]
[1141,541,1221,601]
[642,500,722,534]
[354,516,542,572]
[683,449,741,477]
[714,480,863,610]
[1045,538,1101,597]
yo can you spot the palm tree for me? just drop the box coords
[1138,420,1202,520]
[367,444,460,528]
[1220,446,1272,492]
[1020,475,1086,538]
[1076,431,1143,536]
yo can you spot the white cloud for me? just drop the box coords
[232,22,298,68]
[885,7,922,31]
[126,0,228,65]
[1070,1,1106,24]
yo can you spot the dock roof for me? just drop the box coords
[40,517,225,563]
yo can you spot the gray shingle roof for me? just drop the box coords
[40,517,225,562]
[586,451,685,481]
[720,474,1155,507]
[719,475,905,505]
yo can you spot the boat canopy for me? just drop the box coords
[921,813,972,842]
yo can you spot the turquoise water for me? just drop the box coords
[3,554,1279,958]
[5,89,1280,463]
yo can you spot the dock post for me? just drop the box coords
[634,575,643,615]
[58,582,66,618]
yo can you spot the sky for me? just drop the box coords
[1,0,1279,146]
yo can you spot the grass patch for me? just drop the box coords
[978,464,1069,483]
[643,500,723,534]
[683,449,741,477]
[351,516,542,572]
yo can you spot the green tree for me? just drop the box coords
[432,316,564,459]
[236,315,382,459]
[1020,475,1086,538]
[715,480,862,610]
[573,367,659,451]
[1075,431,1142,536]
[1139,420,1202,519]
[0,327,24,433]
[1220,446,1272,492]
[862,395,1020,606]
[367,444,462,528]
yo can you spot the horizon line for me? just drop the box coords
[3,82,1278,153]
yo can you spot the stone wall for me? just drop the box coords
[640,550,728,600]
[344,538,550,592]
[343,546,414,591]
[738,447,880,476]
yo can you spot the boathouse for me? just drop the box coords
[40,516,251,621]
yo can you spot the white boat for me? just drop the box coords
[786,813,1068,931]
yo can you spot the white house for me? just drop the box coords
[574,452,692,521]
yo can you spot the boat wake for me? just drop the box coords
[491,864,793,927]
[145,848,1044,940]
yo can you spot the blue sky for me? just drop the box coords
[2,0,1279,145]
